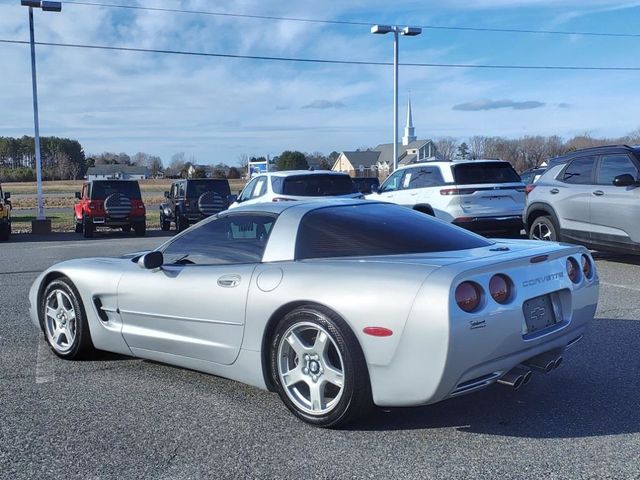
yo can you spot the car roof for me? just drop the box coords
[225,198,373,216]
[549,144,640,165]
[396,159,509,170]
[255,170,350,178]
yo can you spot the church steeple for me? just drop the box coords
[402,96,416,146]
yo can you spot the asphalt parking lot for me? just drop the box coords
[1,232,639,479]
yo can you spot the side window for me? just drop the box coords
[561,157,596,185]
[161,214,277,265]
[251,178,267,198]
[238,178,259,202]
[380,169,404,192]
[407,167,445,189]
[170,184,176,198]
[178,183,186,197]
[597,155,638,185]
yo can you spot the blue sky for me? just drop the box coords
[1,0,640,165]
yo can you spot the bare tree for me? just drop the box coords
[435,137,458,161]
[55,151,70,180]
[132,152,150,166]
[170,152,186,171]
[146,155,163,177]
[468,136,488,159]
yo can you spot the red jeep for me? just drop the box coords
[74,180,146,238]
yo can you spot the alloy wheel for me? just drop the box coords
[532,222,553,241]
[44,289,77,354]
[277,321,345,415]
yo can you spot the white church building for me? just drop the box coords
[332,98,438,177]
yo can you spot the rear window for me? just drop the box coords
[272,174,354,196]
[186,180,231,197]
[295,204,491,260]
[91,181,141,199]
[453,162,520,184]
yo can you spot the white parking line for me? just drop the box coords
[600,281,640,292]
[35,336,55,384]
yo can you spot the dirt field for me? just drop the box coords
[5,179,246,210]
[4,179,246,195]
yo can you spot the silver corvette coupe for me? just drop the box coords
[29,200,599,428]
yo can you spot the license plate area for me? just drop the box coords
[522,293,560,336]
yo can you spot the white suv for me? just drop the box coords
[366,160,525,235]
[229,170,361,208]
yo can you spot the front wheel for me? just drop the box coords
[121,225,131,233]
[529,216,558,242]
[270,306,372,428]
[160,213,170,231]
[74,217,83,234]
[82,218,94,238]
[41,278,95,359]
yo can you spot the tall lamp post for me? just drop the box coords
[371,25,421,172]
[21,0,62,234]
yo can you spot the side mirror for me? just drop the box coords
[227,194,238,204]
[613,173,635,187]
[137,251,164,270]
[164,191,170,198]
[3,192,10,200]
[75,191,81,199]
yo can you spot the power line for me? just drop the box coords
[2,38,640,71]
[63,0,640,39]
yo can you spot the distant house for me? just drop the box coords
[332,97,437,178]
[187,164,215,178]
[86,165,150,181]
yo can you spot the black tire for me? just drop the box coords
[176,214,188,232]
[134,222,146,237]
[160,213,170,231]
[74,218,83,234]
[269,305,372,428]
[41,277,95,360]
[0,223,9,241]
[121,225,132,233]
[83,218,94,238]
[529,215,558,242]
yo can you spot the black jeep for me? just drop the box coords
[160,178,233,232]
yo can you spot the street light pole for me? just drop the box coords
[27,6,44,220]
[371,25,422,172]
[21,0,62,232]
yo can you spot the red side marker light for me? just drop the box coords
[363,327,393,337]
[530,255,548,263]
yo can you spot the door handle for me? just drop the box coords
[217,275,241,288]
[592,190,604,196]
[550,188,559,194]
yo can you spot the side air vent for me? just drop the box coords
[93,297,110,322]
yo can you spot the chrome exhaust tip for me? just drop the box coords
[525,351,561,373]
[497,366,533,390]
[553,356,563,369]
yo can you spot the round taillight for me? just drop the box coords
[581,254,592,279]
[566,257,580,283]
[489,274,511,304]
[455,282,482,312]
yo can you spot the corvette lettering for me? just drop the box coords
[522,272,564,287]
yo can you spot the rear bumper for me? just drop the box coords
[85,215,145,226]
[453,215,523,234]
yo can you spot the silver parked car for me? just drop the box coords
[524,145,640,254]
[30,200,598,427]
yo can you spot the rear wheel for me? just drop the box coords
[134,223,146,237]
[0,223,9,241]
[270,306,372,428]
[41,278,95,359]
[529,216,558,242]
[82,218,94,238]
[176,214,188,232]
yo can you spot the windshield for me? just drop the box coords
[186,180,231,197]
[91,181,141,199]
[296,203,492,260]
[453,162,521,185]
[272,174,354,196]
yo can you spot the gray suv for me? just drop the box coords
[524,145,640,254]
